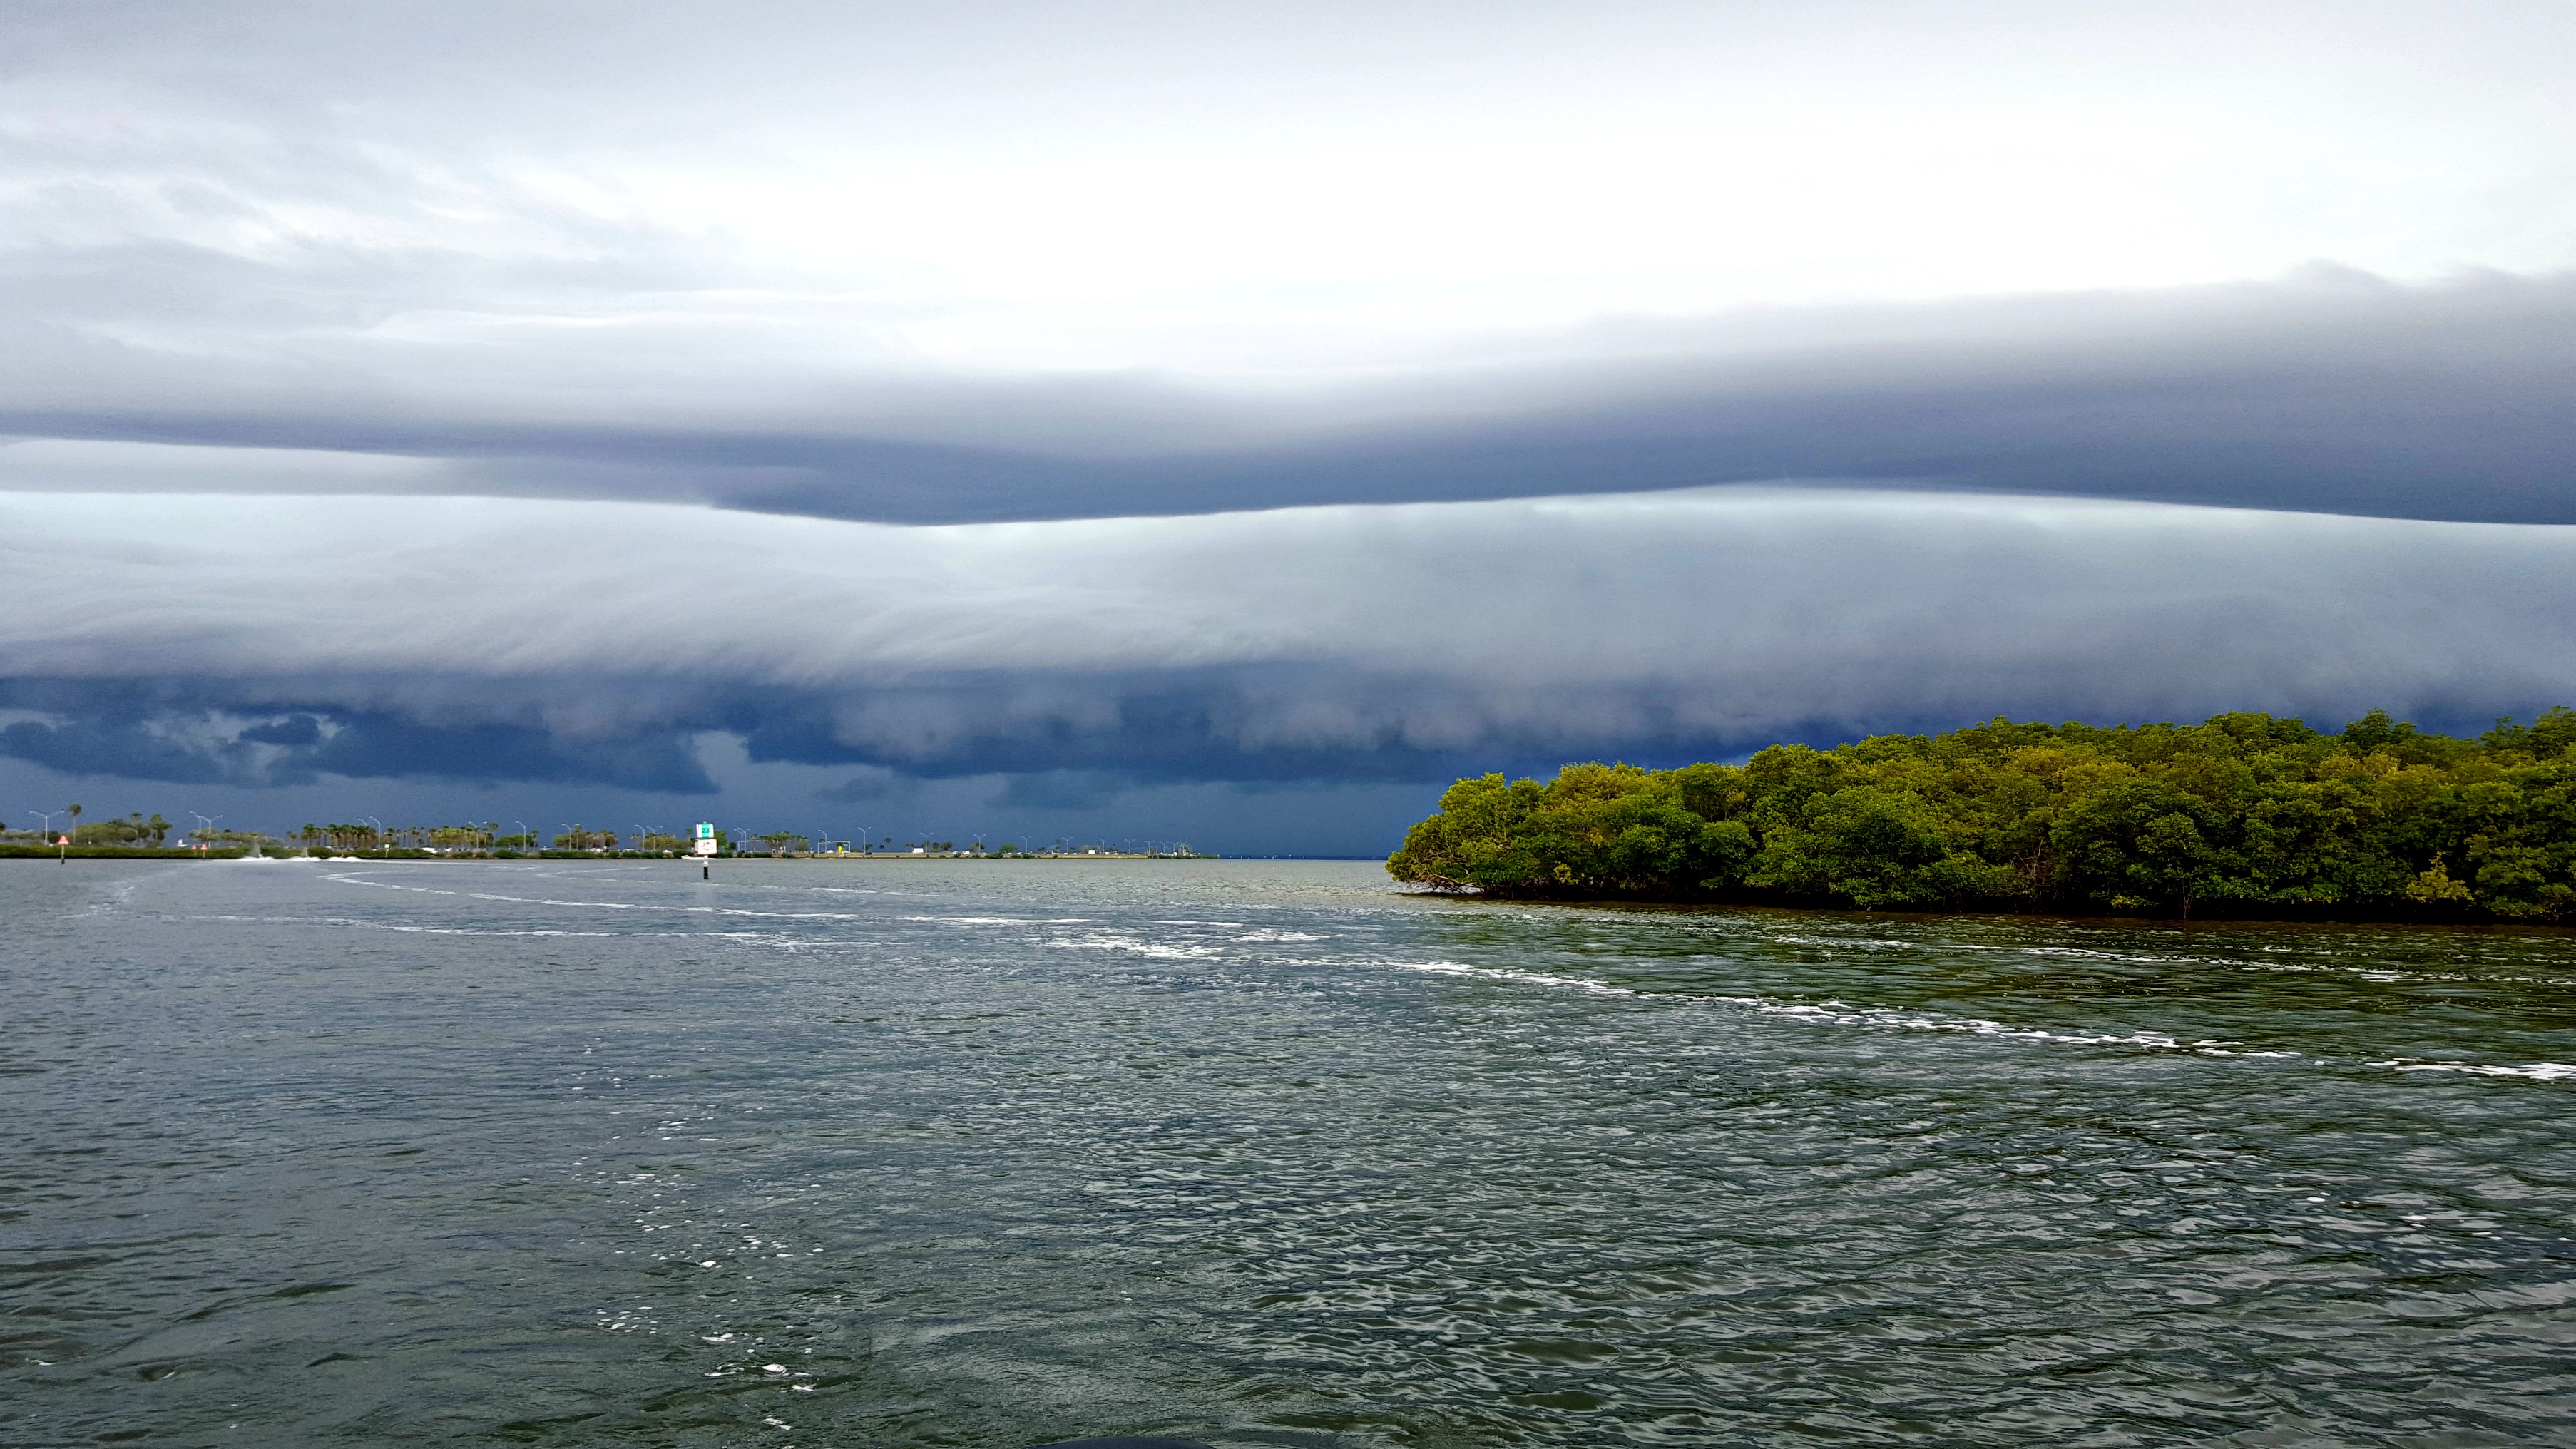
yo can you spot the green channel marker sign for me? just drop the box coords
[692,823,718,856]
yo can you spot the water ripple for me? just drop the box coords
[3,861,2571,1445]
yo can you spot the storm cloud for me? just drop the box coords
[11,272,2573,526]
[6,4,2575,845]
[6,4,2575,523]
[4,488,2570,789]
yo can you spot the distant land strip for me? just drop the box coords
[0,844,1208,863]
[0,845,247,860]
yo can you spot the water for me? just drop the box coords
[4,859,2573,1447]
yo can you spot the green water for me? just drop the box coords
[4,859,2571,1445]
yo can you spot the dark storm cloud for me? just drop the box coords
[6,4,2573,524]
[0,679,715,791]
[7,272,2574,524]
[4,489,2572,793]
[9,2,2576,813]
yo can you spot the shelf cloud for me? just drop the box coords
[5,488,2570,794]
[7,5,2575,526]
[6,3,2575,846]
[10,272,2574,526]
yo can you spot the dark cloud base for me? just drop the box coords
[10,273,2572,525]
[6,673,2557,802]
[9,481,2573,804]
[1,674,1588,794]
[0,680,715,793]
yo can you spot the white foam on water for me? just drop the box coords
[1719,995,2217,1051]
[328,871,881,923]
[1758,932,2242,973]
[357,921,623,939]
[1707,923,2574,990]
[2389,1061,2576,1081]
[158,911,628,940]
[1409,961,2562,1073]
[1324,955,2266,1055]
[1322,957,1647,998]
[899,915,1092,925]
[1044,933,1220,960]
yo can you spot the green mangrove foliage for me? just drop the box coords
[1386,710,2576,920]
[71,812,172,846]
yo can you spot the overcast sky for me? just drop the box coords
[4,1,2572,851]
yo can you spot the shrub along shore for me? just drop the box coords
[0,844,247,859]
[1387,709,2576,921]
[0,845,1200,862]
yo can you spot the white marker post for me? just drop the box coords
[693,822,718,879]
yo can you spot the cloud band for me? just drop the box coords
[5,487,2569,789]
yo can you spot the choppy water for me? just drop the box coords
[4,859,2574,1447]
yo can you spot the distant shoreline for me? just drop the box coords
[0,845,250,860]
[0,846,1215,863]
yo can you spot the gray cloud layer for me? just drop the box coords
[6,5,2573,523]
[5,488,2570,790]
[8,270,2574,525]
[8,4,2575,821]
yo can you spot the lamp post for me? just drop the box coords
[189,811,222,854]
[359,815,384,856]
[26,809,61,862]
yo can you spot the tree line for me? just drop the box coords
[1386,709,2576,921]
[73,811,173,846]
[0,811,176,846]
